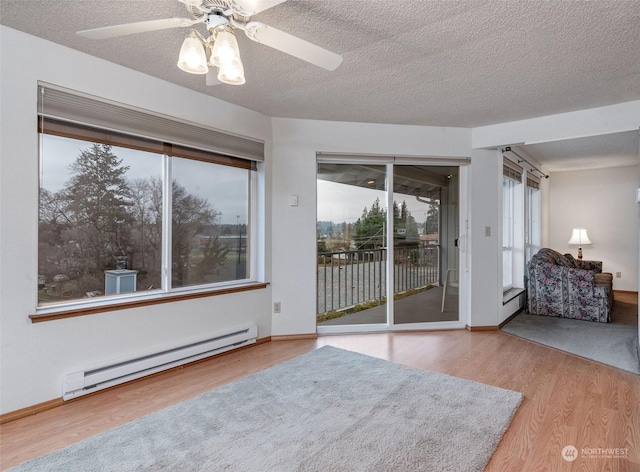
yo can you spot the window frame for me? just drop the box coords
[35,84,264,318]
[525,181,541,271]
[502,156,524,293]
[502,176,515,291]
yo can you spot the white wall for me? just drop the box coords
[270,118,472,335]
[540,171,552,247]
[548,165,639,291]
[0,27,273,414]
[467,149,501,327]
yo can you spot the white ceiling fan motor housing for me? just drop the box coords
[206,14,231,31]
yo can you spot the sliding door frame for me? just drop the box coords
[316,154,470,335]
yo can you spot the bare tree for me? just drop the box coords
[171,180,223,287]
[128,178,162,289]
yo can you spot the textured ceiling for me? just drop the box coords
[517,131,639,172]
[1,0,639,168]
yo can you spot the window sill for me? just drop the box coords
[30,282,269,323]
[503,287,525,305]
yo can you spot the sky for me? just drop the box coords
[317,180,432,226]
[41,134,248,225]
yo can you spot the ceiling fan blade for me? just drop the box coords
[244,22,342,71]
[206,69,221,86]
[237,0,289,14]
[77,17,202,40]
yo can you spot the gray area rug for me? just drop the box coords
[502,302,640,375]
[10,346,523,472]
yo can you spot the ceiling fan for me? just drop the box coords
[77,0,343,85]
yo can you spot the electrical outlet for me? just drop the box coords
[484,226,491,237]
[273,302,281,313]
[616,272,621,278]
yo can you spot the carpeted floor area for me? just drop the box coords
[502,298,639,375]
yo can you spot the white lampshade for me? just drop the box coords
[217,61,246,85]
[210,29,241,68]
[568,228,592,245]
[177,34,208,74]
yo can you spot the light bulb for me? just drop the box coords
[217,61,246,85]
[211,29,241,68]
[177,35,208,74]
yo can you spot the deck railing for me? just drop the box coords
[317,244,439,314]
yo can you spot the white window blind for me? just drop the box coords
[526,173,540,189]
[37,83,264,162]
[503,157,523,182]
[317,152,471,166]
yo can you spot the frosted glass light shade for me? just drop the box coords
[177,36,208,74]
[568,228,592,245]
[211,29,241,68]
[217,60,246,85]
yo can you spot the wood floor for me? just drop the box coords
[1,296,638,471]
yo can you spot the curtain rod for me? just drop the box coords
[502,146,549,179]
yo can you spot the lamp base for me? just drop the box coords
[577,247,583,260]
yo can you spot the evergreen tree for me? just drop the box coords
[354,198,386,249]
[193,236,229,280]
[60,144,133,290]
[65,144,131,230]
[425,200,439,234]
[317,239,329,254]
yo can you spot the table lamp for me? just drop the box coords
[568,228,592,260]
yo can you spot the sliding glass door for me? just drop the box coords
[391,165,459,325]
[316,164,388,327]
[316,160,461,332]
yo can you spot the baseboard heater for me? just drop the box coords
[62,323,258,400]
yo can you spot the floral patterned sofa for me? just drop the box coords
[527,248,613,323]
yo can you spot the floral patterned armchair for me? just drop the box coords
[527,248,613,323]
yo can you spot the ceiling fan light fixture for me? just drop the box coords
[210,27,242,68]
[177,31,208,74]
[77,2,342,87]
[217,60,246,85]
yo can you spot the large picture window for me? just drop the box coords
[525,175,541,271]
[502,158,523,292]
[37,85,261,309]
[502,176,515,290]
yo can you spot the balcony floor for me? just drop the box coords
[318,285,458,326]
